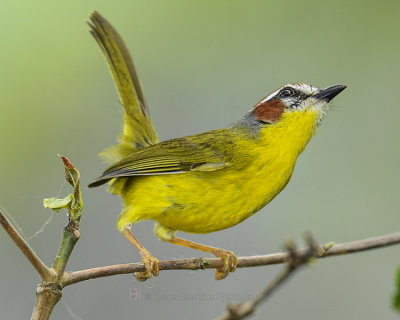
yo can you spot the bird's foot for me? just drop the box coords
[214,250,238,280]
[134,249,159,282]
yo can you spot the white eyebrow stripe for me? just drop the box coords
[260,88,280,103]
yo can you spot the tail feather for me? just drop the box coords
[88,11,158,163]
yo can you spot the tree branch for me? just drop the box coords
[2,175,400,320]
[0,209,53,282]
[62,231,400,287]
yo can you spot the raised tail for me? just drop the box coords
[88,11,158,164]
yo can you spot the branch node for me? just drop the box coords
[32,283,62,320]
[320,242,335,256]
[199,257,209,269]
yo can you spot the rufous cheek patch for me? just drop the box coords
[254,100,285,123]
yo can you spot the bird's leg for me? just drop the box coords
[122,228,159,281]
[168,236,237,280]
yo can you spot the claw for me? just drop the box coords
[167,235,238,280]
[214,250,238,280]
[134,249,159,281]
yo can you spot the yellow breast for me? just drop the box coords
[117,109,319,234]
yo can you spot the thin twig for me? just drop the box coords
[215,233,319,320]
[62,231,400,287]
[0,209,53,282]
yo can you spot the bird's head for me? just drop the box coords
[234,83,346,152]
[249,83,346,126]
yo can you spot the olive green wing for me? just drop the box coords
[88,130,234,187]
[88,11,158,162]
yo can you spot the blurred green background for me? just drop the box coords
[1,0,399,319]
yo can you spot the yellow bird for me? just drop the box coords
[88,12,346,281]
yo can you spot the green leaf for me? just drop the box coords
[43,194,73,212]
[392,266,400,312]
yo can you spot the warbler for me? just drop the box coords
[88,12,346,281]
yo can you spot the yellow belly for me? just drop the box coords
[116,109,318,235]
[118,161,292,233]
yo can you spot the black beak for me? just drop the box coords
[314,84,347,102]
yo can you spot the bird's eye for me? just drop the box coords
[279,88,295,98]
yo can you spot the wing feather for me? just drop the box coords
[88,130,236,187]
